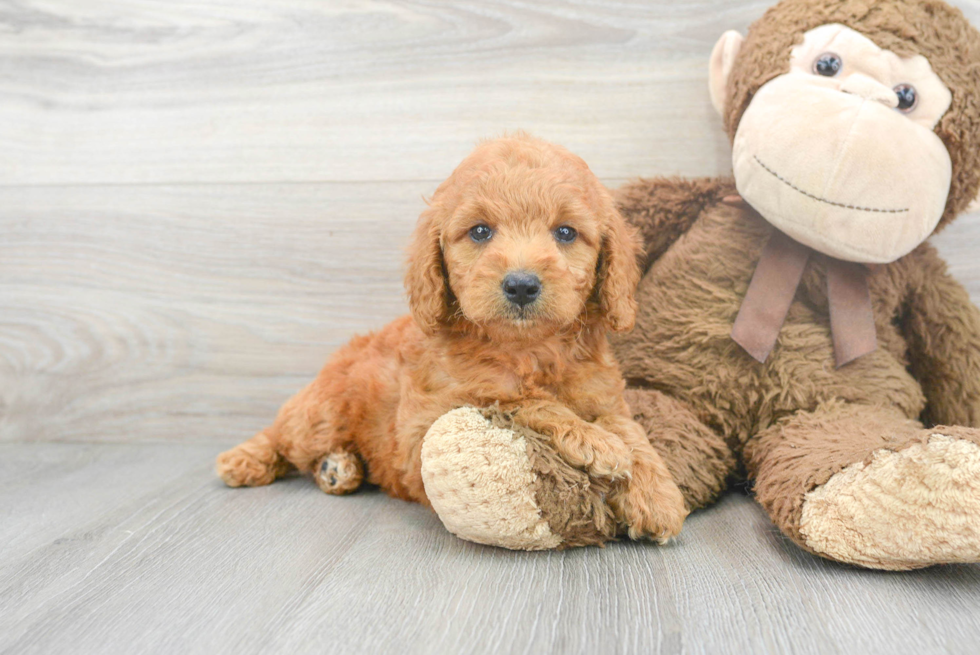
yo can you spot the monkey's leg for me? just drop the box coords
[745,402,980,570]
[625,388,737,512]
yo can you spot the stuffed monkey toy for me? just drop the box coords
[423,0,980,570]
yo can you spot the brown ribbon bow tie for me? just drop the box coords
[726,197,878,368]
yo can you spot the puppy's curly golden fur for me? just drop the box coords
[216,134,687,541]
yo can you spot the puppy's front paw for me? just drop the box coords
[561,426,633,480]
[618,475,688,544]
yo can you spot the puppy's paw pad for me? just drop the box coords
[315,451,364,495]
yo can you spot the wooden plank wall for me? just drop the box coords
[2,0,980,445]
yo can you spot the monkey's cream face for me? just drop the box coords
[730,24,953,263]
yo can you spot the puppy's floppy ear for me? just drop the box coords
[404,205,452,336]
[596,201,641,332]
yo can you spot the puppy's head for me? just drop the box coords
[405,134,640,340]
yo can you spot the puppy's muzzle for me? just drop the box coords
[502,271,541,307]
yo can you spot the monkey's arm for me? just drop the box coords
[614,176,736,272]
[902,243,980,428]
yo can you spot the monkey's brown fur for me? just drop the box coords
[611,0,980,568]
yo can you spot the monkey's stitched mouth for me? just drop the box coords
[753,155,909,214]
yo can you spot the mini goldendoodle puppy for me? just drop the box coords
[217,134,687,540]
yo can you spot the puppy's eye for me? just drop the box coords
[813,52,842,77]
[469,224,493,242]
[554,225,577,244]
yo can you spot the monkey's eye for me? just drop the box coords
[469,224,493,242]
[894,84,917,112]
[553,225,578,243]
[813,52,842,77]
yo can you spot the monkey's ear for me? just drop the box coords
[709,30,744,116]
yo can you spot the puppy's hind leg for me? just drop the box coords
[218,363,368,494]
[273,395,366,496]
[216,431,292,487]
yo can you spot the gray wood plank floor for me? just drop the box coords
[3,443,980,655]
[3,1,980,653]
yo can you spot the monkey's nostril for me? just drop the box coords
[502,271,541,307]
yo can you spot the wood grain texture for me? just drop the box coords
[3,1,980,652]
[8,0,973,184]
[0,182,426,442]
[2,443,979,655]
[2,183,978,444]
[0,0,759,185]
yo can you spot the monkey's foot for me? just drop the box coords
[421,407,619,550]
[800,432,980,570]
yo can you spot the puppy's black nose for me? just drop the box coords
[502,271,541,307]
